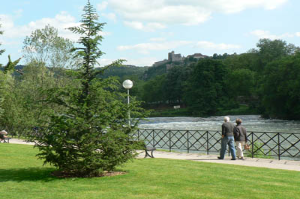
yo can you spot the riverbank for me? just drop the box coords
[149,105,259,117]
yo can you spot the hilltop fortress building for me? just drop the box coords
[153,51,207,67]
[168,51,183,62]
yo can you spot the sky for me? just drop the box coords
[0,0,300,67]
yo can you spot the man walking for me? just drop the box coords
[218,116,236,160]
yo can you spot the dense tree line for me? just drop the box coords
[128,39,300,120]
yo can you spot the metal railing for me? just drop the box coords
[136,129,300,160]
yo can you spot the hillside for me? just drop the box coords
[100,65,148,80]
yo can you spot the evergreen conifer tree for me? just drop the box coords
[0,22,4,60]
[33,0,144,177]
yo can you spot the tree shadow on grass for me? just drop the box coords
[0,167,59,182]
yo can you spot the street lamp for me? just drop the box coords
[123,79,133,126]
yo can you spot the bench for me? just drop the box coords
[144,146,156,158]
[0,137,11,143]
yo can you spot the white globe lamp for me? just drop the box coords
[123,80,133,126]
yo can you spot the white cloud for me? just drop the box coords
[123,57,158,66]
[0,14,14,30]
[250,30,296,40]
[97,1,109,11]
[150,37,166,42]
[117,41,192,54]
[107,0,288,31]
[0,12,110,42]
[102,13,117,22]
[123,21,143,30]
[296,32,300,37]
[0,12,79,41]
[98,58,114,67]
[0,39,20,46]
[123,21,165,32]
[99,57,155,67]
[199,0,288,13]
[195,41,241,50]
[117,40,240,54]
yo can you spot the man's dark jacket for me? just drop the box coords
[222,122,234,137]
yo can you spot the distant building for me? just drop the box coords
[168,51,183,62]
[152,51,207,67]
[187,53,207,59]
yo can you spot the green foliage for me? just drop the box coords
[261,53,300,119]
[183,59,231,116]
[3,55,22,74]
[246,142,272,159]
[19,62,60,131]
[100,65,148,80]
[212,53,230,60]
[144,63,168,80]
[257,38,298,68]
[0,21,8,117]
[216,104,257,116]
[224,52,260,72]
[98,65,148,101]
[0,71,6,119]
[164,65,188,104]
[142,74,166,103]
[150,107,191,117]
[32,1,146,177]
[226,68,256,98]
[137,38,300,119]
[23,24,76,68]
[0,22,24,133]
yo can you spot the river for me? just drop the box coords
[139,115,300,133]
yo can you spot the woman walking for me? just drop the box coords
[234,119,247,160]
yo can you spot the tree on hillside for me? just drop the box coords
[0,22,5,117]
[144,63,168,80]
[22,25,78,95]
[32,1,145,177]
[0,22,22,133]
[226,68,256,104]
[20,26,78,128]
[224,52,259,72]
[261,52,300,119]
[164,65,187,105]
[142,74,166,104]
[14,61,62,135]
[257,39,299,69]
[183,59,230,116]
[23,25,76,69]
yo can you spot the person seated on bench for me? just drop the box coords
[0,130,8,142]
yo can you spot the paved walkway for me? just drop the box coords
[8,138,35,145]
[137,150,300,172]
[7,138,300,172]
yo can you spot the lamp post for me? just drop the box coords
[122,79,133,126]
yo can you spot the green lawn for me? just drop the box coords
[0,144,299,199]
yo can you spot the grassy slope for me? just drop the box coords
[0,144,299,199]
